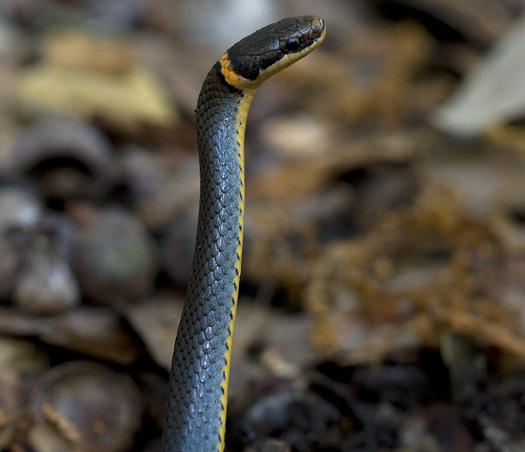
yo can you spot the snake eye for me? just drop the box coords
[283,37,301,53]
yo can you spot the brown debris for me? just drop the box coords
[306,184,525,363]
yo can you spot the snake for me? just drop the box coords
[161,16,326,452]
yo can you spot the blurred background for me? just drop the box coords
[1,0,525,451]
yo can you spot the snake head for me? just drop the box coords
[222,16,326,87]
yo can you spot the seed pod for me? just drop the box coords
[14,249,80,315]
[0,337,50,450]
[13,214,80,315]
[30,361,143,452]
[10,117,112,205]
[0,186,41,232]
[0,186,42,299]
[74,208,157,304]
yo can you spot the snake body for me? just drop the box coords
[162,16,326,452]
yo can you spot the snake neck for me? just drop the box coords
[162,61,256,452]
[194,62,256,447]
